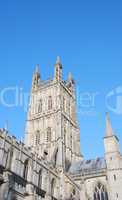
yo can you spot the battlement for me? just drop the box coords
[0,128,32,155]
[1,128,64,177]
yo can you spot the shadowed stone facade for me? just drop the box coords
[0,57,122,200]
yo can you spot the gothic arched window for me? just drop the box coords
[94,182,109,200]
[51,178,56,197]
[47,127,51,142]
[48,96,52,110]
[38,99,42,113]
[23,159,29,180]
[38,169,42,188]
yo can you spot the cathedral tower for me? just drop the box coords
[25,57,82,170]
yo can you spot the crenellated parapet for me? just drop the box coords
[0,129,60,200]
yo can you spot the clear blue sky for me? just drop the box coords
[0,0,122,159]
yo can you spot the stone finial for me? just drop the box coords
[35,64,40,74]
[56,56,61,65]
[68,72,72,81]
[68,72,74,84]
[105,112,113,137]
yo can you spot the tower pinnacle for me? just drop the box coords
[32,64,40,90]
[54,56,62,81]
[35,64,40,74]
[56,56,61,65]
[68,72,72,82]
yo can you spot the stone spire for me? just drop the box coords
[105,112,113,137]
[54,56,62,81]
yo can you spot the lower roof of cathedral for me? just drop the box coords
[69,157,106,174]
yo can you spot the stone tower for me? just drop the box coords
[104,113,122,200]
[25,57,82,171]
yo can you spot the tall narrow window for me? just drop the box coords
[71,103,76,121]
[38,99,42,113]
[94,182,108,200]
[35,131,40,145]
[47,127,51,142]
[23,159,29,180]
[63,97,66,112]
[51,178,56,197]
[38,169,42,188]
[64,124,66,154]
[64,124,66,144]
[48,96,52,110]
[54,148,58,167]
[114,174,116,181]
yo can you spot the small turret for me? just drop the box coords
[32,64,40,90]
[66,72,75,93]
[54,56,62,82]
[104,112,120,154]
[105,112,113,137]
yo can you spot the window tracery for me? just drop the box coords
[94,182,108,200]
[47,127,51,142]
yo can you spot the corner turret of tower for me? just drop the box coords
[32,64,41,91]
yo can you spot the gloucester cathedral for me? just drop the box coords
[0,57,122,200]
